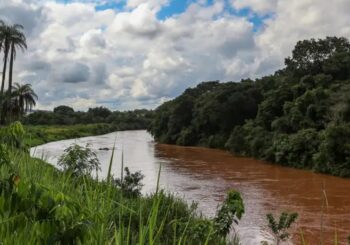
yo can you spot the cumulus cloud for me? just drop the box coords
[60,62,90,84]
[230,0,278,15]
[0,0,349,110]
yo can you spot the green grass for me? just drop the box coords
[24,124,119,147]
[0,120,239,244]
[0,149,234,244]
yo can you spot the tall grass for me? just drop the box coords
[0,142,240,244]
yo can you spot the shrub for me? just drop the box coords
[57,144,100,176]
[114,167,144,197]
[0,121,27,150]
[263,212,298,245]
[214,189,244,237]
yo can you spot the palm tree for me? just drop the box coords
[11,83,38,119]
[0,20,10,99]
[7,24,27,115]
[0,20,5,51]
[0,22,27,123]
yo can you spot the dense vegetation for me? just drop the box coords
[24,124,120,147]
[150,37,350,177]
[0,122,247,244]
[23,106,154,128]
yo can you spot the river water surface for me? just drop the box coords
[30,130,350,244]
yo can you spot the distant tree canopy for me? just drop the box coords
[285,37,350,77]
[87,106,112,119]
[23,107,154,131]
[150,36,350,177]
[54,105,74,115]
[150,80,262,148]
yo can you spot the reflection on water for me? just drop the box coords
[31,130,350,244]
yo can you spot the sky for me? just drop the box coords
[0,0,349,111]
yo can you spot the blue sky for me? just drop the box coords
[92,0,270,31]
[2,0,348,111]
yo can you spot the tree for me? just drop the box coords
[7,24,27,116]
[0,20,10,121]
[11,83,38,119]
[214,190,244,237]
[114,167,144,197]
[58,143,100,177]
[0,21,27,123]
[0,20,10,98]
[285,36,350,76]
[54,105,74,115]
[87,107,112,123]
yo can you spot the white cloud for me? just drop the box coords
[126,0,169,11]
[230,0,278,14]
[0,0,349,111]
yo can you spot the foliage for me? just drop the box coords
[114,167,144,197]
[0,20,28,124]
[313,123,350,176]
[214,190,244,237]
[24,123,119,147]
[0,83,38,124]
[285,37,350,77]
[263,212,298,245]
[0,123,248,244]
[54,105,74,115]
[23,108,154,130]
[0,147,242,244]
[0,121,27,150]
[0,144,10,166]
[151,36,350,177]
[150,80,262,148]
[57,143,100,176]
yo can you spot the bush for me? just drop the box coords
[214,189,244,237]
[114,167,144,197]
[0,121,27,150]
[263,212,298,245]
[57,144,100,176]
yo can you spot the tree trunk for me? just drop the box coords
[8,42,15,123]
[1,42,9,96]
[0,41,9,124]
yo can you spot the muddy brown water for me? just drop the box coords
[30,130,350,244]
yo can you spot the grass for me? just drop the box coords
[0,121,242,244]
[24,123,119,147]
[0,149,234,244]
[3,122,350,244]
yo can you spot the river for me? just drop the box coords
[30,130,350,244]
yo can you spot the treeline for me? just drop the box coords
[23,105,154,130]
[150,37,350,177]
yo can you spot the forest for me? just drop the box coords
[23,106,154,130]
[150,37,350,177]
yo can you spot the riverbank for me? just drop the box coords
[25,123,122,147]
[149,37,350,178]
[32,129,350,244]
[1,151,230,244]
[1,123,244,244]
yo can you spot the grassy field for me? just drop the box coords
[24,123,119,147]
